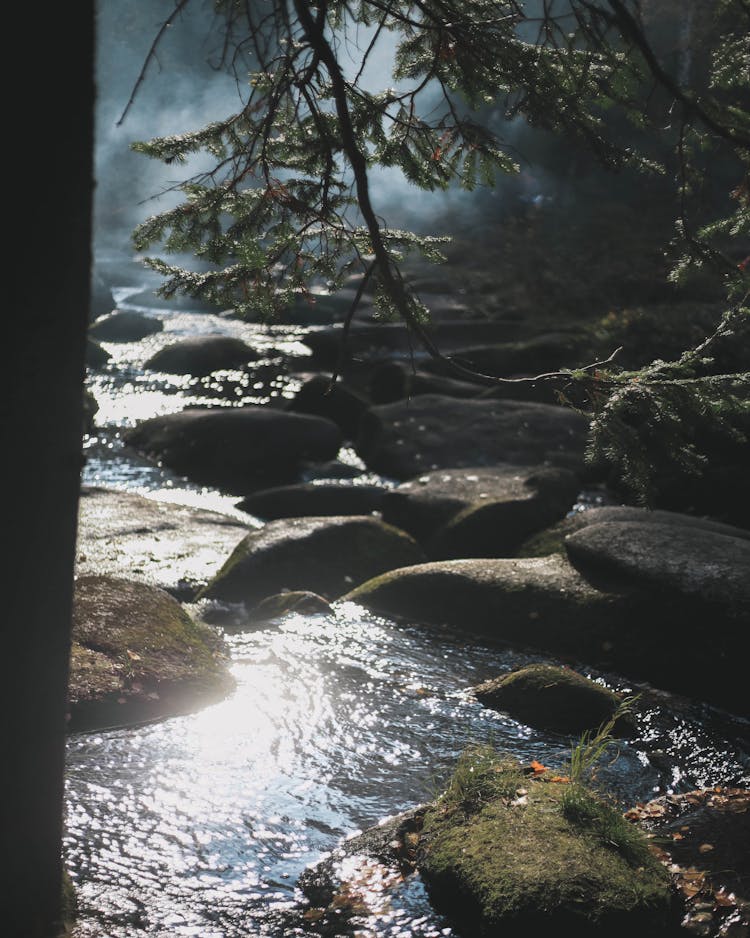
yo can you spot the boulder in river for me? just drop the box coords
[69,574,234,731]
[76,486,253,599]
[89,309,164,342]
[249,590,333,621]
[122,405,343,494]
[564,520,750,617]
[199,514,426,607]
[473,663,634,736]
[381,465,579,556]
[236,480,389,520]
[354,394,590,479]
[417,750,674,938]
[144,334,260,375]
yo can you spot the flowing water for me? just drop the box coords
[67,264,750,937]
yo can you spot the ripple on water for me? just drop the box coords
[64,604,750,936]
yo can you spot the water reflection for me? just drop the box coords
[65,604,750,937]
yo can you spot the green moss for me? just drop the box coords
[515,518,573,557]
[419,748,672,937]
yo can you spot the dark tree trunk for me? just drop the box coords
[2,4,95,936]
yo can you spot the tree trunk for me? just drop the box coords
[2,4,95,936]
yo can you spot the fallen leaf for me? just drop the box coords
[530,760,548,775]
[698,843,714,854]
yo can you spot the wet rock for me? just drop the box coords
[564,520,750,615]
[344,554,631,662]
[89,309,164,342]
[518,505,750,557]
[199,515,427,606]
[69,574,235,731]
[144,334,260,376]
[626,787,750,938]
[249,590,332,620]
[122,406,343,495]
[473,663,633,735]
[236,481,389,520]
[76,486,253,597]
[355,394,589,479]
[381,465,578,556]
[417,754,674,938]
[286,373,370,438]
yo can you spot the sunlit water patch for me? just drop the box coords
[64,605,750,937]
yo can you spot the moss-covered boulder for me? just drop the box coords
[69,575,234,730]
[144,334,260,375]
[344,554,633,661]
[199,515,427,606]
[473,663,633,736]
[418,751,675,937]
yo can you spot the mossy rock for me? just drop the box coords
[419,758,675,937]
[88,309,163,342]
[473,663,634,736]
[199,515,426,606]
[69,575,235,730]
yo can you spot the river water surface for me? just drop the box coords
[67,265,750,937]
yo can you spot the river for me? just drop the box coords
[66,260,750,937]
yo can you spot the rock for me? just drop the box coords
[76,486,252,598]
[122,406,343,494]
[355,394,589,479]
[381,465,579,557]
[85,336,111,368]
[473,663,633,735]
[89,309,164,342]
[417,752,673,938]
[236,481,389,520]
[143,335,260,375]
[626,787,750,938]
[383,465,579,560]
[199,515,427,606]
[68,574,234,730]
[249,590,332,620]
[564,520,750,616]
[344,554,631,662]
[286,373,370,438]
[519,505,750,557]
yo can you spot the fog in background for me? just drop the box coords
[92,0,546,294]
